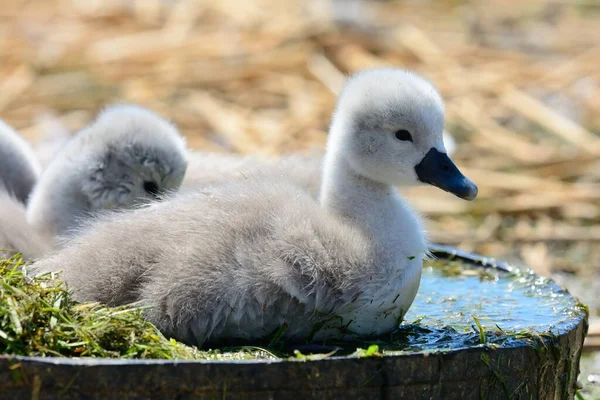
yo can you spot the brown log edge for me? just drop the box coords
[0,246,589,400]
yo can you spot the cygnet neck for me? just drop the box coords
[319,130,426,288]
[320,150,398,240]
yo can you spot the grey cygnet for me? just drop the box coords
[32,69,477,348]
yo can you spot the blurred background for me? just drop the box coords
[0,0,599,395]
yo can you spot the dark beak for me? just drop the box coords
[415,148,478,201]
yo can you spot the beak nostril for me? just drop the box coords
[442,164,450,172]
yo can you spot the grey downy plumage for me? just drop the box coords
[0,119,41,204]
[0,120,49,259]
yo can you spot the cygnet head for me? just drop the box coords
[76,105,188,204]
[0,120,41,204]
[27,105,188,238]
[327,68,477,200]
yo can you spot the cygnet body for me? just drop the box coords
[0,121,49,259]
[0,120,41,204]
[32,69,477,347]
[26,105,188,240]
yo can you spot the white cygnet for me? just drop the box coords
[26,105,188,241]
[31,68,477,347]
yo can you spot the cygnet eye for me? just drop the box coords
[143,181,160,197]
[394,129,413,142]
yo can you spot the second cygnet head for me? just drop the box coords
[26,105,188,239]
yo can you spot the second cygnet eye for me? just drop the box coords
[143,181,160,196]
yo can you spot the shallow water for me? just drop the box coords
[387,259,585,352]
